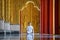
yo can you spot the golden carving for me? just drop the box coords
[20,1,40,33]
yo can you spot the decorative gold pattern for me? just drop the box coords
[20,1,40,33]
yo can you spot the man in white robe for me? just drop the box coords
[26,22,34,40]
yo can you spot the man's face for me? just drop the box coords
[29,23,32,25]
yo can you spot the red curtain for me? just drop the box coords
[55,0,59,34]
[40,0,53,40]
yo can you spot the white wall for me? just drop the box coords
[4,22,10,31]
[10,24,20,31]
[0,20,20,31]
[0,20,4,30]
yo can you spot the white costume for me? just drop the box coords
[27,25,33,33]
[27,25,34,40]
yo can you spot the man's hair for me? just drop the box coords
[28,22,31,25]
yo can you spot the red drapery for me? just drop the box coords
[55,0,59,34]
[40,0,53,40]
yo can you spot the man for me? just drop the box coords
[26,22,34,40]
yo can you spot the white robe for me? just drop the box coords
[27,25,33,33]
[27,25,34,40]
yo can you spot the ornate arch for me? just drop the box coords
[20,1,40,33]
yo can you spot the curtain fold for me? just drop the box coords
[40,0,53,40]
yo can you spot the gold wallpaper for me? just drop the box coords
[0,0,3,20]
[0,0,40,33]
[0,0,40,24]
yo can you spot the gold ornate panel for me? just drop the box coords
[4,0,10,22]
[0,0,2,20]
[10,0,20,24]
[20,1,40,33]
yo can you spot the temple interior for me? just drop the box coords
[0,0,60,40]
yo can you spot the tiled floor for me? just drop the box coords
[0,34,60,40]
